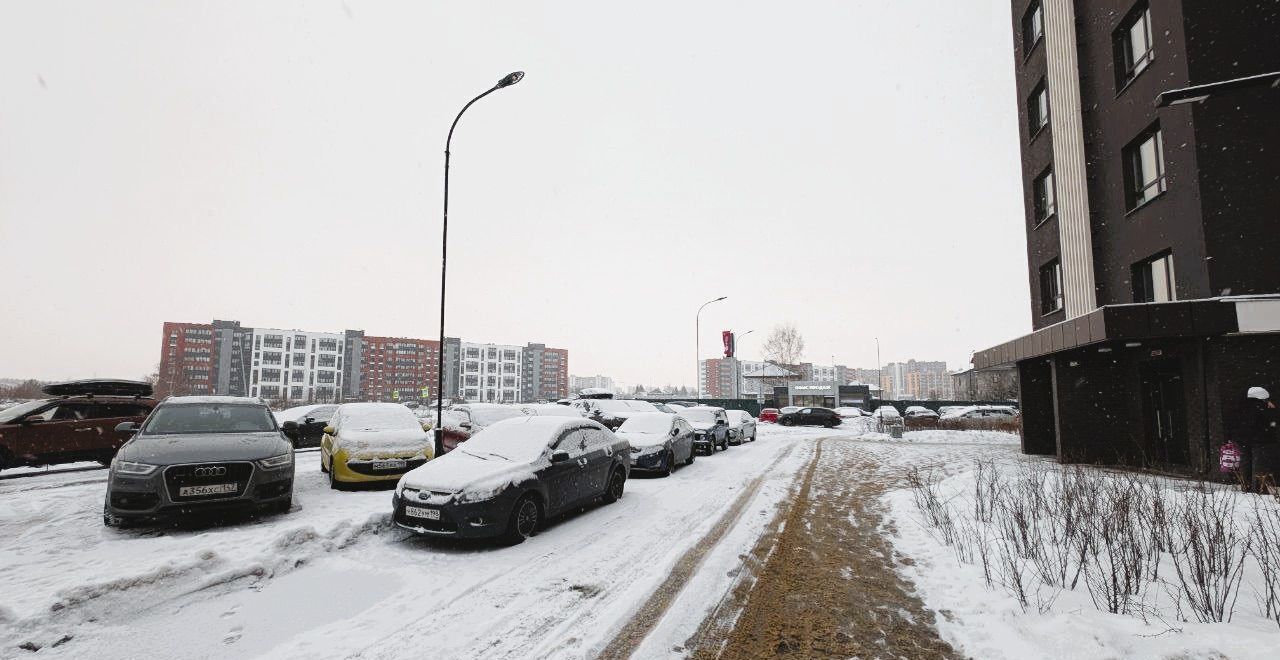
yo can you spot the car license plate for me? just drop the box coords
[179,483,236,497]
[405,505,440,520]
[372,459,406,471]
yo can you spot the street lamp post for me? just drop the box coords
[435,71,525,457]
[695,296,727,401]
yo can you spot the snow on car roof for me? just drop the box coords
[463,416,594,463]
[164,396,263,406]
[336,402,421,430]
[274,404,335,423]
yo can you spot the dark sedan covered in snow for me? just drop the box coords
[393,416,630,544]
[615,412,695,476]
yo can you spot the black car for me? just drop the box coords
[393,416,630,544]
[275,404,337,448]
[615,412,696,476]
[103,396,295,526]
[677,406,731,455]
[777,407,842,428]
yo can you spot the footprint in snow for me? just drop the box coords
[223,626,243,645]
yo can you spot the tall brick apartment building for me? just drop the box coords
[973,1,1280,473]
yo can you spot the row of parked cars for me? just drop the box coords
[51,386,766,545]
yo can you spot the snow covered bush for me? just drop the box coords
[904,458,1278,627]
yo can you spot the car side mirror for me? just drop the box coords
[671,428,679,436]
[716,419,726,425]
[460,421,472,429]
[551,450,571,463]
[323,426,336,436]
[281,421,299,431]
[114,421,141,433]
[304,417,315,424]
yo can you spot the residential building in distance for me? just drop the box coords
[880,360,950,399]
[972,1,1280,473]
[698,358,739,398]
[569,374,615,395]
[156,320,567,404]
[157,321,215,397]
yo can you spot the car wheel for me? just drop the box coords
[273,497,293,514]
[500,495,540,545]
[328,458,343,490]
[661,451,674,477]
[780,418,794,427]
[602,468,626,504]
[751,431,757,442]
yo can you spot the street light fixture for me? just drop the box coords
[695,296,727,401]
[434,71,525,457]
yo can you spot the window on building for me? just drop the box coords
[1039,259,1064,315]
[263,335,283,349]
[465,361,479,373]
[318,338,338,352]
[1132,251,1176,303]
[1124,125,1166,209]
[1033,168,1056,223]
[487,348,497,360]
[292,370,305,381]
[1115,4,1154,87]
[464,375,478,387]
[262,352,282,365]
[1022,1,1044,53]
[318,354,336,367]
[261,369,281,382]
[1027,80,1049,134]
[317,371,335,384]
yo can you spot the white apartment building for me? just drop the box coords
[248,328,345,402]
[570,375,615,393]
[459,342,523,403]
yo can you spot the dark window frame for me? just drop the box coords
[1113,3,1154,90]
[1123,123,1167,211]
[1022,1,1045,58]
[1027,79,1050,137]
[1032,167,1056,226]
[1039,258,1064,315]
[1131,250,1176,303]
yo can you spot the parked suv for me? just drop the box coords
[0,379,157,473]
[103,396,295,526]
[677,406,730,454]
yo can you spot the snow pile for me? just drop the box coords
[887,457,1280,659]
[857,429,1020,445]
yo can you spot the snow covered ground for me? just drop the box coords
[0,425,833,658]
[7,421,1272,659]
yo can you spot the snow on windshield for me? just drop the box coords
[338,403,421,431]
[0,400,46,424]
[679,408,717,424]
[144,403,276,435]
[466,405,529,427]
[460,417,568,463]
[618,413,673,434]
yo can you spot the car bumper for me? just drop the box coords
[332,449,429,484]
[629,449,668,471]
[105,463,294,521]
[391,490,517,539]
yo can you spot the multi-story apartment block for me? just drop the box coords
[880,360,950,399]
[522,344,569,402]
[570,375,615,394]
[157,322,216,397]
[972,1,1280,473]
[458,342,523,403]
[158,320,567,404]
[698,358,738,398]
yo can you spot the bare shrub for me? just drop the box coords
[1250,497,1280,627]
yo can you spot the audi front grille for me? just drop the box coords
[163,462,254,502]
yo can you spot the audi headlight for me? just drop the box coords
[257,453,293,469]
[112,460,158,476]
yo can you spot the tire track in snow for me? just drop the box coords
[594,441,811,660]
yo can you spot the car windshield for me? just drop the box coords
[680,409,717,424]
[618,414,671,434]
[470,407,528,426]
[0,400,49,424]
[143,404,276,434]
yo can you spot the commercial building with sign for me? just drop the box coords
[772,382,872,410]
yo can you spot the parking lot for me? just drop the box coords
[1,423,849,659]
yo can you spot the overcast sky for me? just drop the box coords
[0,0,1030,387]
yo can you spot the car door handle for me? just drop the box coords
[74,428,96,432]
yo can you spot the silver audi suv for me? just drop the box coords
[103,396,295,526]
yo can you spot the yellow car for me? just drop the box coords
[321,402,434,488]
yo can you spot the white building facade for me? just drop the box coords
[459,342,523,403]
[248,328,346,402]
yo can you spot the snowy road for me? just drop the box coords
[1,425,847,659]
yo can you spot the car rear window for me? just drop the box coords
[143,404,276,435]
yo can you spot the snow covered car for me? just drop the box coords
[616,412,695,476]
[518,403,584,418]
[903,406,939,420]
[393,416,630,544]
[103,396,294,526]
[321,403,434,489]
[777,407,842,428]
[677,406,730,454]
[724,409,757,444]
[833,406,866,419]
[274,404,337,448]
[573,399,660,431]
[940,405,1019,420]
[0,379,158,473]
[779,406,801,415]
[757,408,780,423]
[439,404,531,453]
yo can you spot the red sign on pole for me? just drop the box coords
[722,330,735,358]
